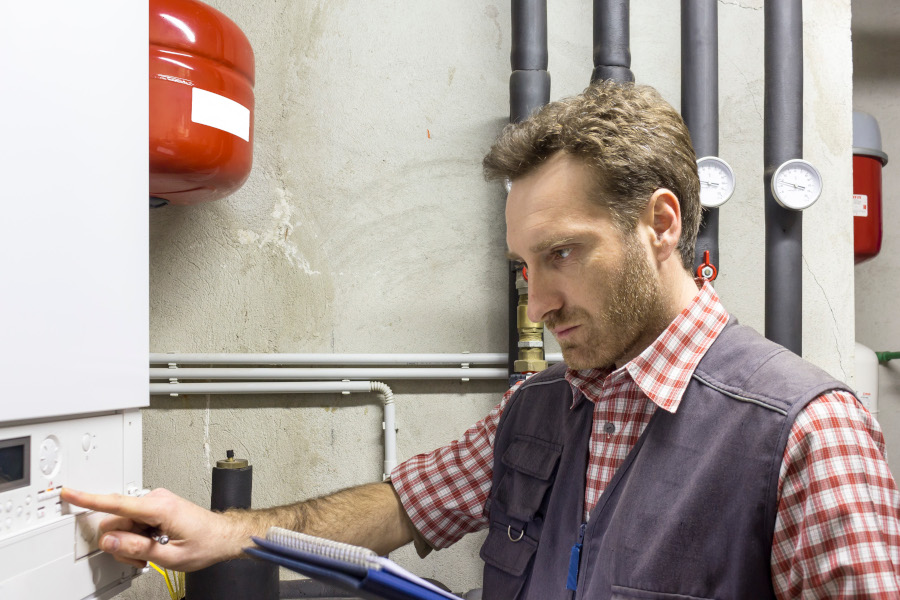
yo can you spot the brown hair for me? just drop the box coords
[484,80,701,270]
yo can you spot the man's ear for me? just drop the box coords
[642,188,682,263]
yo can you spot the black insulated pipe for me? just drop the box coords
[185,452,278,600]
[508,0,550,382]
[764,0,804,355]
[592,0,634,83]
[682,0,720,276]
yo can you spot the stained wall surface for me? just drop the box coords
[128,1,853,597]
[853,1,900,481]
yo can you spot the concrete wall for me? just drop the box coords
[853,2,900,482]
[127,1,854,597]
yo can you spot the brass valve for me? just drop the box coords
[514,269,547,374]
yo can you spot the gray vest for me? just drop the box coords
[479,319,853,600]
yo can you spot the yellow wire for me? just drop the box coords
[148,562,176,600]
[172,569,185,599]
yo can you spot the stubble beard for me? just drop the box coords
[552,235,670,370]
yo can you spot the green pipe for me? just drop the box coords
[876,351,900,363]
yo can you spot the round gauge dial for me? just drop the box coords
[771,159,823,211]
[696,156,736,208]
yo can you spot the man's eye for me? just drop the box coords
[553,248,572,260]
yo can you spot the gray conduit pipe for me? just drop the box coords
[149,367,509,380]
[508,0,550,385]
[150,353,565,366]
[682,0,720,275]
[592,0,634,83]
[764,0,803,355]
[150,353,511,366]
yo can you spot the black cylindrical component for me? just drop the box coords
[508,0,551,378]
[186,452,278,600]
[681,0,718,158]
[511,0,548,70]
[682,0,720,276]
[591,0,634,83]
[510,70,551,123]
[211,460,252,511]
[763,0,803,355]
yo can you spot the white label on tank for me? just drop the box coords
[858,390,872,411]
[853,194,868,217]
[191,87,250,142]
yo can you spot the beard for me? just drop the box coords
[546,234,670,370]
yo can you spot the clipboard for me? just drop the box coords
[244,527,463,600]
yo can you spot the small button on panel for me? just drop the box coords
[37,487,62,502]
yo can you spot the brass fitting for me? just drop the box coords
[514,268,547,373]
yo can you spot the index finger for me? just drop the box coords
[61,488,161,526]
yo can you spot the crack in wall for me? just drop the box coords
[203,395,211,471]
[803,254,848,381]
[235,188,321,275]
[718,0,762,10]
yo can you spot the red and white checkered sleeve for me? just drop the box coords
[771,390,900,598]
[389,382,522,549]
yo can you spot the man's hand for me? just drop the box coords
[61,488,248,572]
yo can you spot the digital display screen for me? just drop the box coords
[0,437,29,493]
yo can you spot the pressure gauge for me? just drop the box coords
[696,156,736,208]
[771,159,823,211]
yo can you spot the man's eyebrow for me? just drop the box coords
[506,237,577,262]
[530,236,576,254]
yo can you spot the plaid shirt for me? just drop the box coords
[392,284,900,598]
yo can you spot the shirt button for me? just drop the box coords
[604,422,616,435]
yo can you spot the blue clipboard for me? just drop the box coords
[245,537,461,600]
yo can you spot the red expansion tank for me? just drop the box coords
[853,111,888,264]
[150,0,255,206]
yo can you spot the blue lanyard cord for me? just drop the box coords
[566,523,588,592]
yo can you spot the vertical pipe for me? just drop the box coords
[592,0,634,83]
[508,0,550,383]
[682,0,720,275]
[764,0,803,355]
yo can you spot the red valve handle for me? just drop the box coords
[522,266,528,282]
[695,250,718,281]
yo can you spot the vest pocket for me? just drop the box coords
[611,585,715,600]
[480,521,539,599]
[495,435,563,521]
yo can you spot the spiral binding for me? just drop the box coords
[266,527,382,569]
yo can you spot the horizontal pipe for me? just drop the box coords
[149,381,374,394]
[150,367,509,381]
[150,353,565,366]
[150,353,508,366]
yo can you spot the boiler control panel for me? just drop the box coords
[0,414,129,541]
[0,412,143,599]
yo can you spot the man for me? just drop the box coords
[64,81,900,598]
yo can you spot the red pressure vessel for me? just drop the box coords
[853,111,888,264]
[150,0,255,206]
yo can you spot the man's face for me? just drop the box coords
[505,153,668,370]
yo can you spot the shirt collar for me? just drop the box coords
[565,282,729,413]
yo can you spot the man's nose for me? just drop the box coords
[524,269,561,324]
